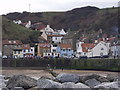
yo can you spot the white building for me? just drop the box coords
[22,44,35,57]
[51,35,63,43]
[76,41,94,57]
[44,25,55,34]
[58,29,66,35]
[13,20,22,24]
[25,21,31,28]
[111,44,120,58]
[51,44,60,57]
[88,41,110,57]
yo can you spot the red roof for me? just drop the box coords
[59,44,72,49]
[38,43,51,48]
[81,43,95,52]
[2,40,23,45]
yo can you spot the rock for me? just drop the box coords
[37,78,62,88]
[62,82,90,89]
[85,78,101,87]
[12,87,25,90]
[76,83,91,89]
[56,73,80,83]
[1,87,9,90]
[80,74,101,83]
[94,81,119,89]
[7,75,37,89]
[27,87,39,90]
[97,76,110,82]
[62,82,76,89]
[106,74,118,82]
[0,79,6,88]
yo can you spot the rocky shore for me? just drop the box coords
[0,72,120,90]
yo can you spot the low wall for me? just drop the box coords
[2,58,120,71]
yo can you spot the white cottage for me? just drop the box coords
[88,41,110,57]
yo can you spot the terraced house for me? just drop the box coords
[2,40,23,58]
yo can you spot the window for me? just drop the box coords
[14,51,16,54]
[13,41,16,43]
[18,45,21,48]
[9,41,11,43]
[23,49,26,52]
[68,49,71,51]
[100,53,103,56]
[18,51,20,54]
[55,37,57,40]
[53,49,56,52]
[62,49,65,51]
[53,45,57,47]
[28,49,30,52]
[4,45,7,47]
[101,48,104,50]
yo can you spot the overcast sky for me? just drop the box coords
[0,0,119,15]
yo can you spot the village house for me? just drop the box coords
[51,44,60,57]
[88,41,110,58]
[2,40,23,58]
[13,48,23,58]
[57,44,74,58]
[76,41,110,58]
[47,34,63,43]
[21,44,35,57]
[76,41,95,58]
[110,42,120,58]
[37,43,51,57]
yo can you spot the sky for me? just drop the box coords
[0,0,119,15]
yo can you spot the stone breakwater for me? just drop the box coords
[0,73,120,90]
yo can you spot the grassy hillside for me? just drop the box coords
[2,16,40,45]
[3,6,119,45]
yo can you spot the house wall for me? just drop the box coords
[91,42,108,57]
[52,36,63,43]
[57,46,73,57]
[76,41,84,53]
[2,45,22,57]
[38,47,51,57]
[22,47,35,57]
[13,51,23,58]
[111,45,120,57]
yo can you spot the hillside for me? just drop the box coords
[2,16,40,45]
[2,6,119,45]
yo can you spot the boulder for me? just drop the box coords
[61,82,90,90]
[0,79,6,88]
[37,78,62,88]
[6,75,37,89]
[56,73,80,83]
[12,87,25,90]
[85,79,101,87]
[1,87,9,90]
[94,81,119,89]
[97,76,110,82]
[80,74,101,83]
[106,74,118,82]
[76,83,90,89]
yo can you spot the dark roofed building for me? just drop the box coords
[2,40,23,58]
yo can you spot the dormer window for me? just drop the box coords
[13,41,16,43]
[9,41,11,43]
